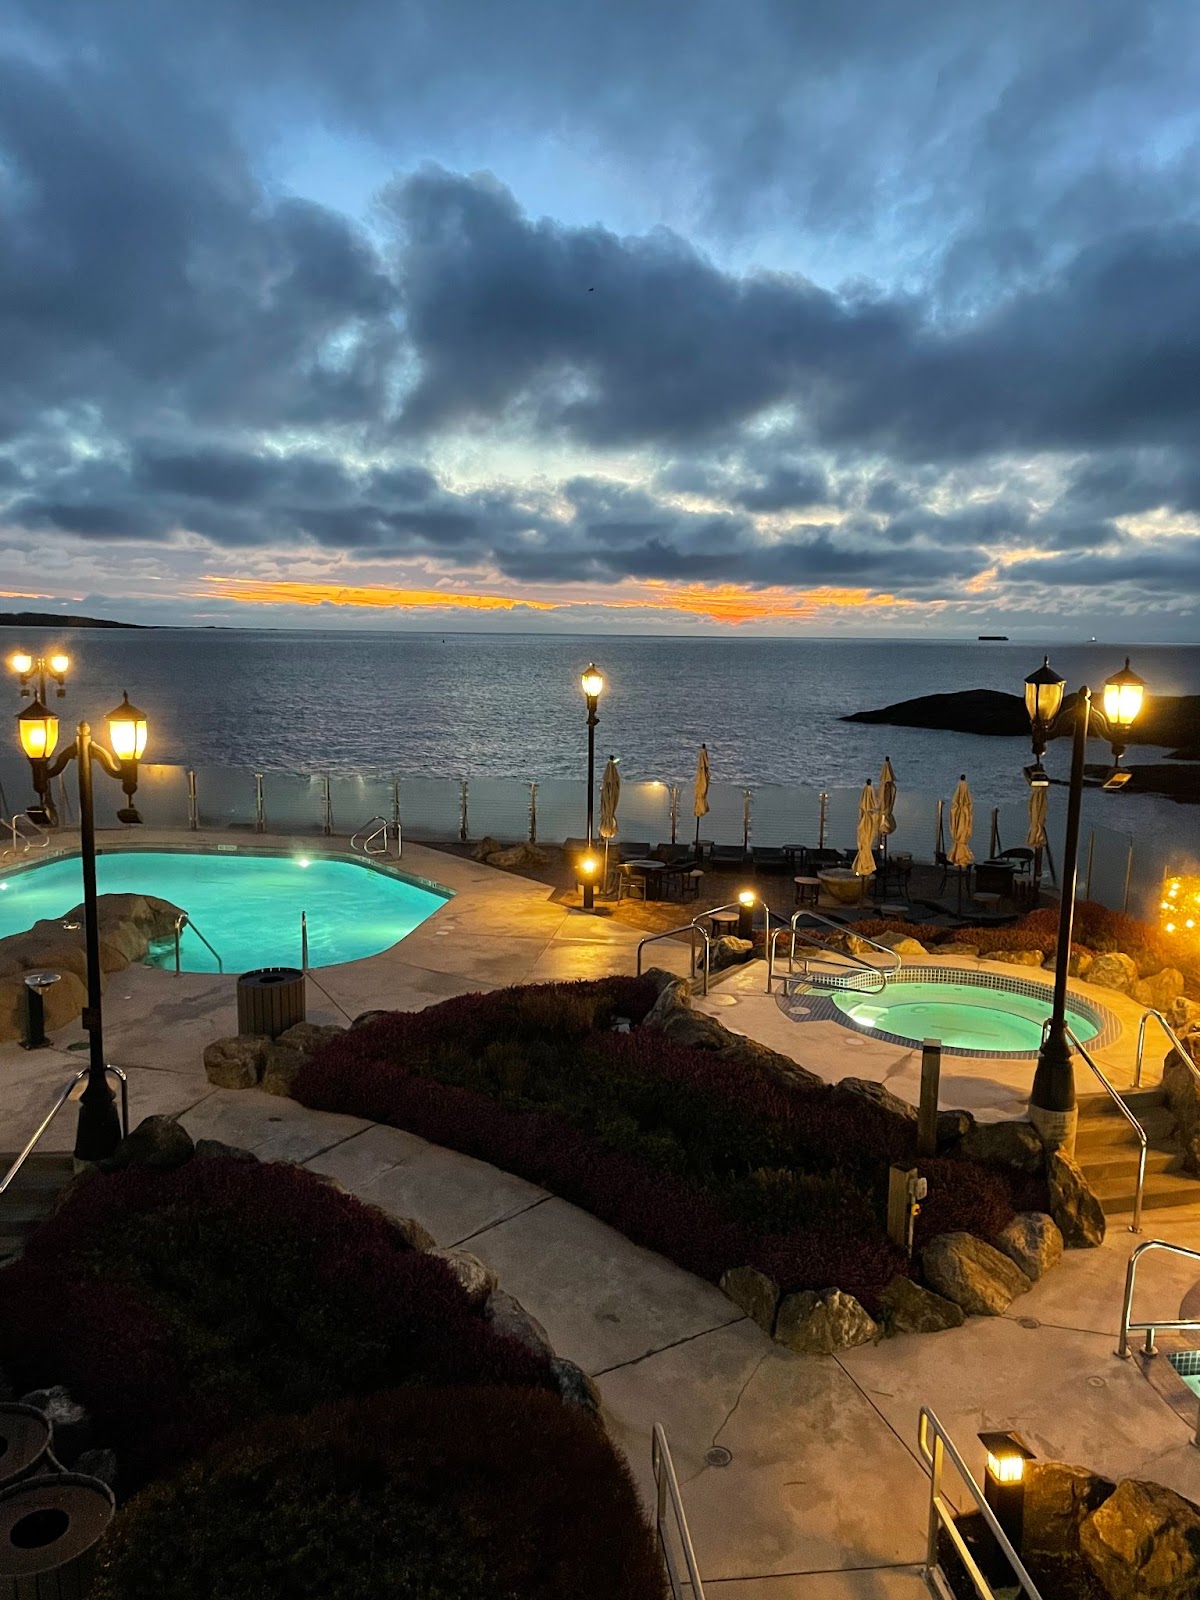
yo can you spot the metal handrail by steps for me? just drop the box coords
[1117,1239,1200,1369]
[1,1064,129,1198]
[0,812,50,860]
[1055,1020,1146,1234]
[918,1407,1043,1598]
[1134,1008,1199,1091]
[173,912,224,973]
[767,907,902,995]
[636,902,744,997]
[651,1425,706,1599]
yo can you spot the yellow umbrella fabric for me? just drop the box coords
[693,744,710,846]
[948,776,974,868]
[878,756,897,855]
[853,779,879,877]
[1026,785,1048,851]
[598,757,620,840]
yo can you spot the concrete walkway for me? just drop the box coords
[6,836,1200,1593]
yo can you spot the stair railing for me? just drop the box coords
[651,1424,706,1599]
[1055,1020,1146,1234]
[917,1407,1044,1598]
[636,904,744,997]
[768,908,902,995]
[0,1065,129,1198]
[1133,1009,1198,1091]
[1116,1239,1200,1367]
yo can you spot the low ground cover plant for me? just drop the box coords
[295,979,1044,1310]
[91,1386,665,1600]
[0,1159,554,1487]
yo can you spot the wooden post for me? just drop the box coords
[918,1039,941,1157]
[887,1166,918,1255]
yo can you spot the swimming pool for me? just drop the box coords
[0,850,450,973]
[826,968,1113,1057]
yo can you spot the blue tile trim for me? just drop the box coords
[780,964,1121,1060]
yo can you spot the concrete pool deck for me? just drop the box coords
[3,832,1200,1594]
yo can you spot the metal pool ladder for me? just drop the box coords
[769,908,901,995]
[172,913,224,973]
[351,815,402,857]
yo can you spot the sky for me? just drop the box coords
[1,0,1199,638]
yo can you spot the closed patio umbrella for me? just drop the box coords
[878,756,897,860]
[693,743,710,848]
[598,756,620,891]
[853,779,879,893]
[1027,782,1048,894]
[948,774,974,913]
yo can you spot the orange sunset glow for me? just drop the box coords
[201,576,909,626]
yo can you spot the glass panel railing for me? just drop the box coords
[396,777,463,841]
[469,778,534,843]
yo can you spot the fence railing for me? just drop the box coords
[0,755,1157,917]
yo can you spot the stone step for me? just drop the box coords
[1075,1109,1177,1151]
[0,1152,77,1259]
[1092,1182,1200,1214]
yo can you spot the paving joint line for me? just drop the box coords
[590,1313,748,1380]
[833,1351,930,1482]
[704,1560,922,1583]
[451,1192,554,1248]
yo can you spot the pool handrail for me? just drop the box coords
[351,814,402,858]
[1133,1009,1198,1092]
[768,908,901,994]
[1116,1238,1200,1363]
[636,902,744,997]
[651,1424,706,1599]
[173,912,224,974]
[917,1407,1044,1598]
[1051,1019,1146,1234]
[0,1064,129,1198]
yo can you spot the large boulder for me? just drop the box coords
[469,836,502,862]
[1023,1462,1115,1562]
[1080,1478,1200,1600]
[261,1041,306,1097]
[484,1290,554,1359]
[1169,997,1200,1034]
[276,1021,343,1057]
[106,1115,194,1171]
[19,1385,93,1465]
[774,1288,878,1354]
[720,1266,781,1334]
[1164,1050,1200,1175]
[1048,1149,1106,1247]
[878,1275,965,1334]
[710,935,753,970]
[987,948,1044,967]
[430,1249,497,1308]
[831,1077,917,1125]
[551,1356,601,1413]
[920,1232,1033,1315]
[1132,968,1186,1012]
[995,1212,1064,1281]
[936,1108,975,1151]
[203,1034,268,1089]
[644,988,822,1089]
[960,1118,1045,1174]
[1087,951,1139,994]
[485,842,551,870]
[849,930,927,960]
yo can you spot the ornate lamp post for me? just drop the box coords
[580,665,604,910]
[15,691,149,1161]
[1023,656,1146,1150]
[9,649,70,704]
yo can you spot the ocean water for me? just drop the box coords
[3,628,1198,862]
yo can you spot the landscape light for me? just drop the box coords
[737,888,756,940]
[979,1430,1035,1551]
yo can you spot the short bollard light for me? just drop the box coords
[737,888,756,941]
[21,971,61,1051]
[979,1430,1035,1550]
[579,854,599,896]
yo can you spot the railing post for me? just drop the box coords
[459,779,469,842]
[1122,840,1134,913]
[187,768,198,831]
[669,784,679,845]
[1084,828,1095,900]
[529,782,538,844]
[818,791,827,848]
[989,805,1000,857]
[391,779,400,832]
[301,911,309,974]
[742,788,751,851]
[255,772,265,833]
[322,775,333,836]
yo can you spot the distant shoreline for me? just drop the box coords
[0,611,148,630]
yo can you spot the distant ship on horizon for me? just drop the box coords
[977,634,1008,641]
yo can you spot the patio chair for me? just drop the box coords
[751,846,788,872]
[710,844,747,867]
[616,862,647,902]
[618,840,652,862]
[654,843,691,865]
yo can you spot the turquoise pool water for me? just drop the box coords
[0,851,449,973]
[832,980,1100,1055]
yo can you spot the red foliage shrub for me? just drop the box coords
[93,1386,666,1600]
[911,1157,1024,1251]
[949,926,1054,957]
[0,1159,553,1488]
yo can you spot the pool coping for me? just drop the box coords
[780,963,1122,1059]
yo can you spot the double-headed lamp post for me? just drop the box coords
[580,665,604,910]
[1023,655,1146,1151]
[15,687,149,1161]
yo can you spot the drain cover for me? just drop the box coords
[704,1446,732,1468]
[1017,1316,1040,1329]
[1088,1376,1106,1389]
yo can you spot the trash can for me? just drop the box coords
[236,967,306,1040]
[0,1407,53,1490]
[0,1471,115,1599]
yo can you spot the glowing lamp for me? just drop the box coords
[1024,656,1065,738]
[49,653,70,677]
[16,699,58,762]
[978,1430,1034,1551]
[738,889,757,907]
[737,887,756,940]
[1102,657,1145,736]
[9,651,33,677]
[106,693,148,762]
[580,855,598,878]
[580,665,604,702]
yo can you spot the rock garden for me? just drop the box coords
[0,1128,663,1599]
[198,972,1111,1356]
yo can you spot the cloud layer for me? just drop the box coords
[0,3,1198,634]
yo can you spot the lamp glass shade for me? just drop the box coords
[738,889,757,907]
[580,855,598,878]
[17,702,58,761]
[107,693,148,761]
[1023,657,1065,727]
[9,651,32,676]
[49,653,70,676]
[580,665,604,700]
[1102,658,1145,733]
[985,1450,1026,1486]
